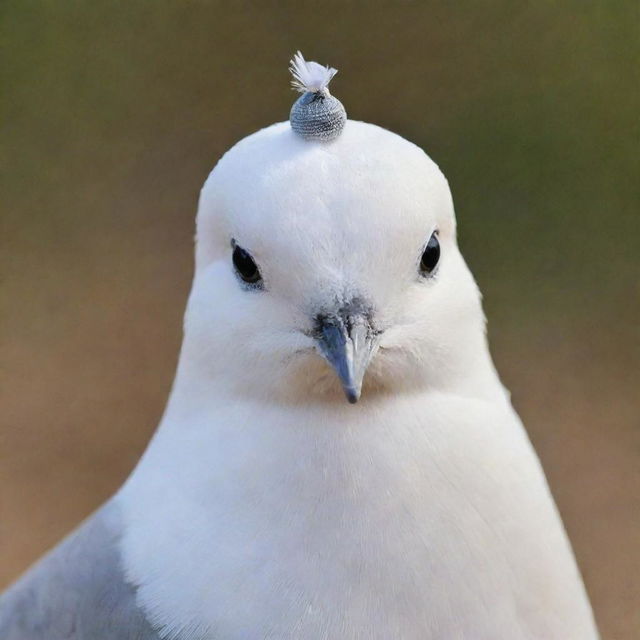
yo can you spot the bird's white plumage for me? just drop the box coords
[116,120,598,639]
[289,50,338,93]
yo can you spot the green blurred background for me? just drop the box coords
[1,2,638,637]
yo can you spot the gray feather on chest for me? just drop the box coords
[0,501,161,640]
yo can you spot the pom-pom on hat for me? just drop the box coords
[289,51,347,143]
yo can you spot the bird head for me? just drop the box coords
[183,119,487,406]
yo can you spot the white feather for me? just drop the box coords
[289,50,338,93]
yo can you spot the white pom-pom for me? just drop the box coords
[289,51,338,94]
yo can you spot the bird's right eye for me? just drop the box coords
[231,241,262,286]
[419,231,440,276]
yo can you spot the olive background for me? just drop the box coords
[1,2,638,638]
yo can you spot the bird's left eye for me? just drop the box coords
[232,241,262,286]
[420,232,440,276]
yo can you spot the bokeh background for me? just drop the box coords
[1,2,638,637]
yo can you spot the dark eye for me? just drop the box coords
[420,232,440,276]
[232,242,262,285]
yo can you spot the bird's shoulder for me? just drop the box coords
[0,499,161,640]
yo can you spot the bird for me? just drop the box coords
[0,52,599,639]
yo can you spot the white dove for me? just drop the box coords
[0,53,599,639]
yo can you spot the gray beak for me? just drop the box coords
[316,311,379,404]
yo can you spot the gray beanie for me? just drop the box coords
[289,51,347,143]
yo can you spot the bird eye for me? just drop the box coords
[420,232,440,276]
[232,242,262,286]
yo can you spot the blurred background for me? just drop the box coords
[1,2,638,637]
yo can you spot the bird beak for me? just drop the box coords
[316,311,379,404]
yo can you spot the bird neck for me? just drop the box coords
[125,325,508,499]
[117,359,521,638]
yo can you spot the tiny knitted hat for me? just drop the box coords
[289,51,347,143]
